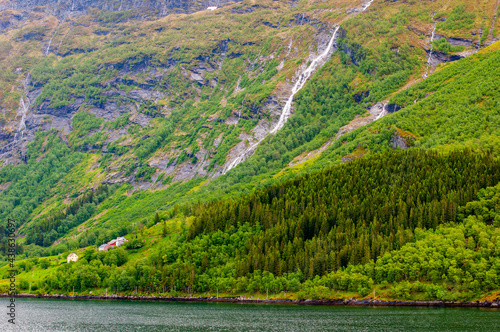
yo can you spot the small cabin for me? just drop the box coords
[207,6,217,11]
[67,252,78,263]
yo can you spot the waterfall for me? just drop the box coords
[45,23,63,56]
[222,27,341,174]
[424,0,452,78]
[374,102,388,120]
[45,36,54,56]
[362,0,375,10]
[14,97,28,142]
[424,23,437,78]
[221,0,377,174]
[24,72,30,90]
[14,73,31,142]
[270,26,340,135]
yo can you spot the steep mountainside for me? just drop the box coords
[0,0,500,302]
[0,0,239,19]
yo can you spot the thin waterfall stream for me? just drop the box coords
[424,0,452,78]
[14,73,30,142]
[222,26,340,174]
[424,22,437,78]
[45,35,54,56]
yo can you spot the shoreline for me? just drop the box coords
[1,293,499,308]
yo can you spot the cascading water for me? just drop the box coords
[14,97,28,142]
[374,103,388,120]
[14,73,30,142]
[45,36,54,56]
[424,0,452,78]
[424,22,437,78]
[221,26,341,174]
[271,26,340,135]
[45,23,63,57]
[362,0,375,10]
[222,0,377,174]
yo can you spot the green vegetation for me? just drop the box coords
[25,184,113,247]
[0,132,82,229]
[1,0,500,303]
[438,5,475,32]
[308,43,500,174]
[14,149,500,301]
[432,38,466,54]
[189,150,499,277]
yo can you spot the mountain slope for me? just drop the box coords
[0,0,499,302]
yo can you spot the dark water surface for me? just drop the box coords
[0,298,498,331]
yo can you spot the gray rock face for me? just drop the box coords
[336,102,388,140]
[0,10,26,34]
[387,104,402,113]
[391,132,410,150]
[434,34,477,48]
[0,0,345,185]
[426,50,463,67]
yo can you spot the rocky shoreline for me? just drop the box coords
[1,293,499,308]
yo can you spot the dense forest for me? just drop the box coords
[19,149,500,301]
[24,184,112,247]
[188,149,500,275]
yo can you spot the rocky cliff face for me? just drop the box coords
[0,0,495,188]
[0,0,343,190]
[0,0,240,18]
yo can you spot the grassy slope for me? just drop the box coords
[29,35,496,260]
[1,0,369,241]
[296,40,500,176]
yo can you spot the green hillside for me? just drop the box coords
[5,149,500,301]
[314,43,500,167]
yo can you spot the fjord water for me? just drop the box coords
[0,299,498,331]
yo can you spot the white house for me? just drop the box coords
[67,252,78,263]
[207,6,217,11]
[116,237,128,247]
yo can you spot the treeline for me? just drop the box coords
[190,149,500,277]
[30,149,500,300]
[302,183,500,300]
[25,184,112,247]
[34,179,500,301]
